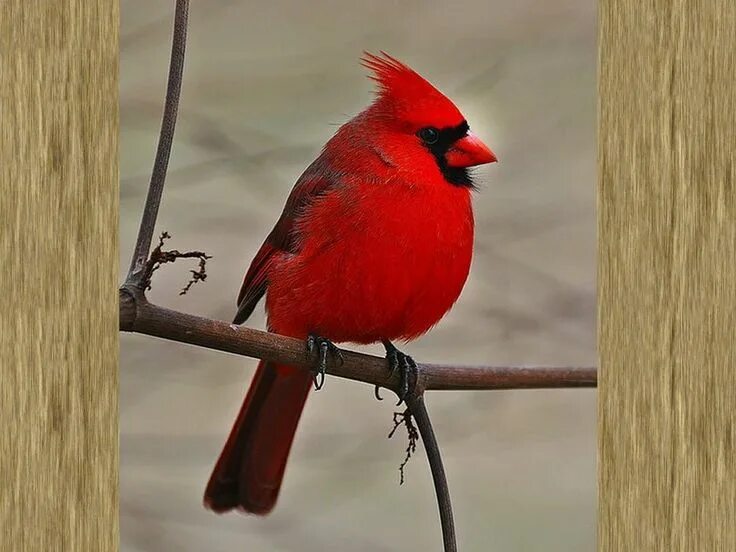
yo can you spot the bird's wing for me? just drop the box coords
[233,165,340,324]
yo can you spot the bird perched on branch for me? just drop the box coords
[204,52,497,515]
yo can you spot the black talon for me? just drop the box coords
[306,335,316,358]
[374,385,384,401]
[305,334,341,391]
[382,340,417,406]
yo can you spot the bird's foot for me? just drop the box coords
[306,334,343,390]
[375,340,417,405]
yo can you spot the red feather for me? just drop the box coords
[233,160,341,324]
[204,361,312,514]
[360,51,465,128]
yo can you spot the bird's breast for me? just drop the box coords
[266,179,474,343]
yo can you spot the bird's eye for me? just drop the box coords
[418,127,440,145]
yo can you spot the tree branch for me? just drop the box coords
[119,288,595,552]
[126,0,189,284]
[119,290,597,394]
[407,394,457,552]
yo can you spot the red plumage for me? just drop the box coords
[204,52,496,514]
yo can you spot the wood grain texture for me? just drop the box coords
[0,2,119,551]
[599,1,736,550]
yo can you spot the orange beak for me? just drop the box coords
[445,132,497,168]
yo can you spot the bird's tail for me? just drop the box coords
[204,361,312,515]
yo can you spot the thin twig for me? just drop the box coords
[140,231,212,293]
[407,394,457,552]
[126,0,189,284]
[388,409,419,485]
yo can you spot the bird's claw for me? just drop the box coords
[393,352,417,406]
[381,341,417,405]
[305,334,343,390]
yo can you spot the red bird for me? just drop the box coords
[204,52,496,515]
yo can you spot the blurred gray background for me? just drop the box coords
[120,1,596,550]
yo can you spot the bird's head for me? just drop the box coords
[356,51,497,188]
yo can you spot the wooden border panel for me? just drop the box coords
[0,2,119,551]
[599,1,735,550]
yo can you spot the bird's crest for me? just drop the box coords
[360,51,464,126]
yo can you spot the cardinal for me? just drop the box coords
[204,52,496,515]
